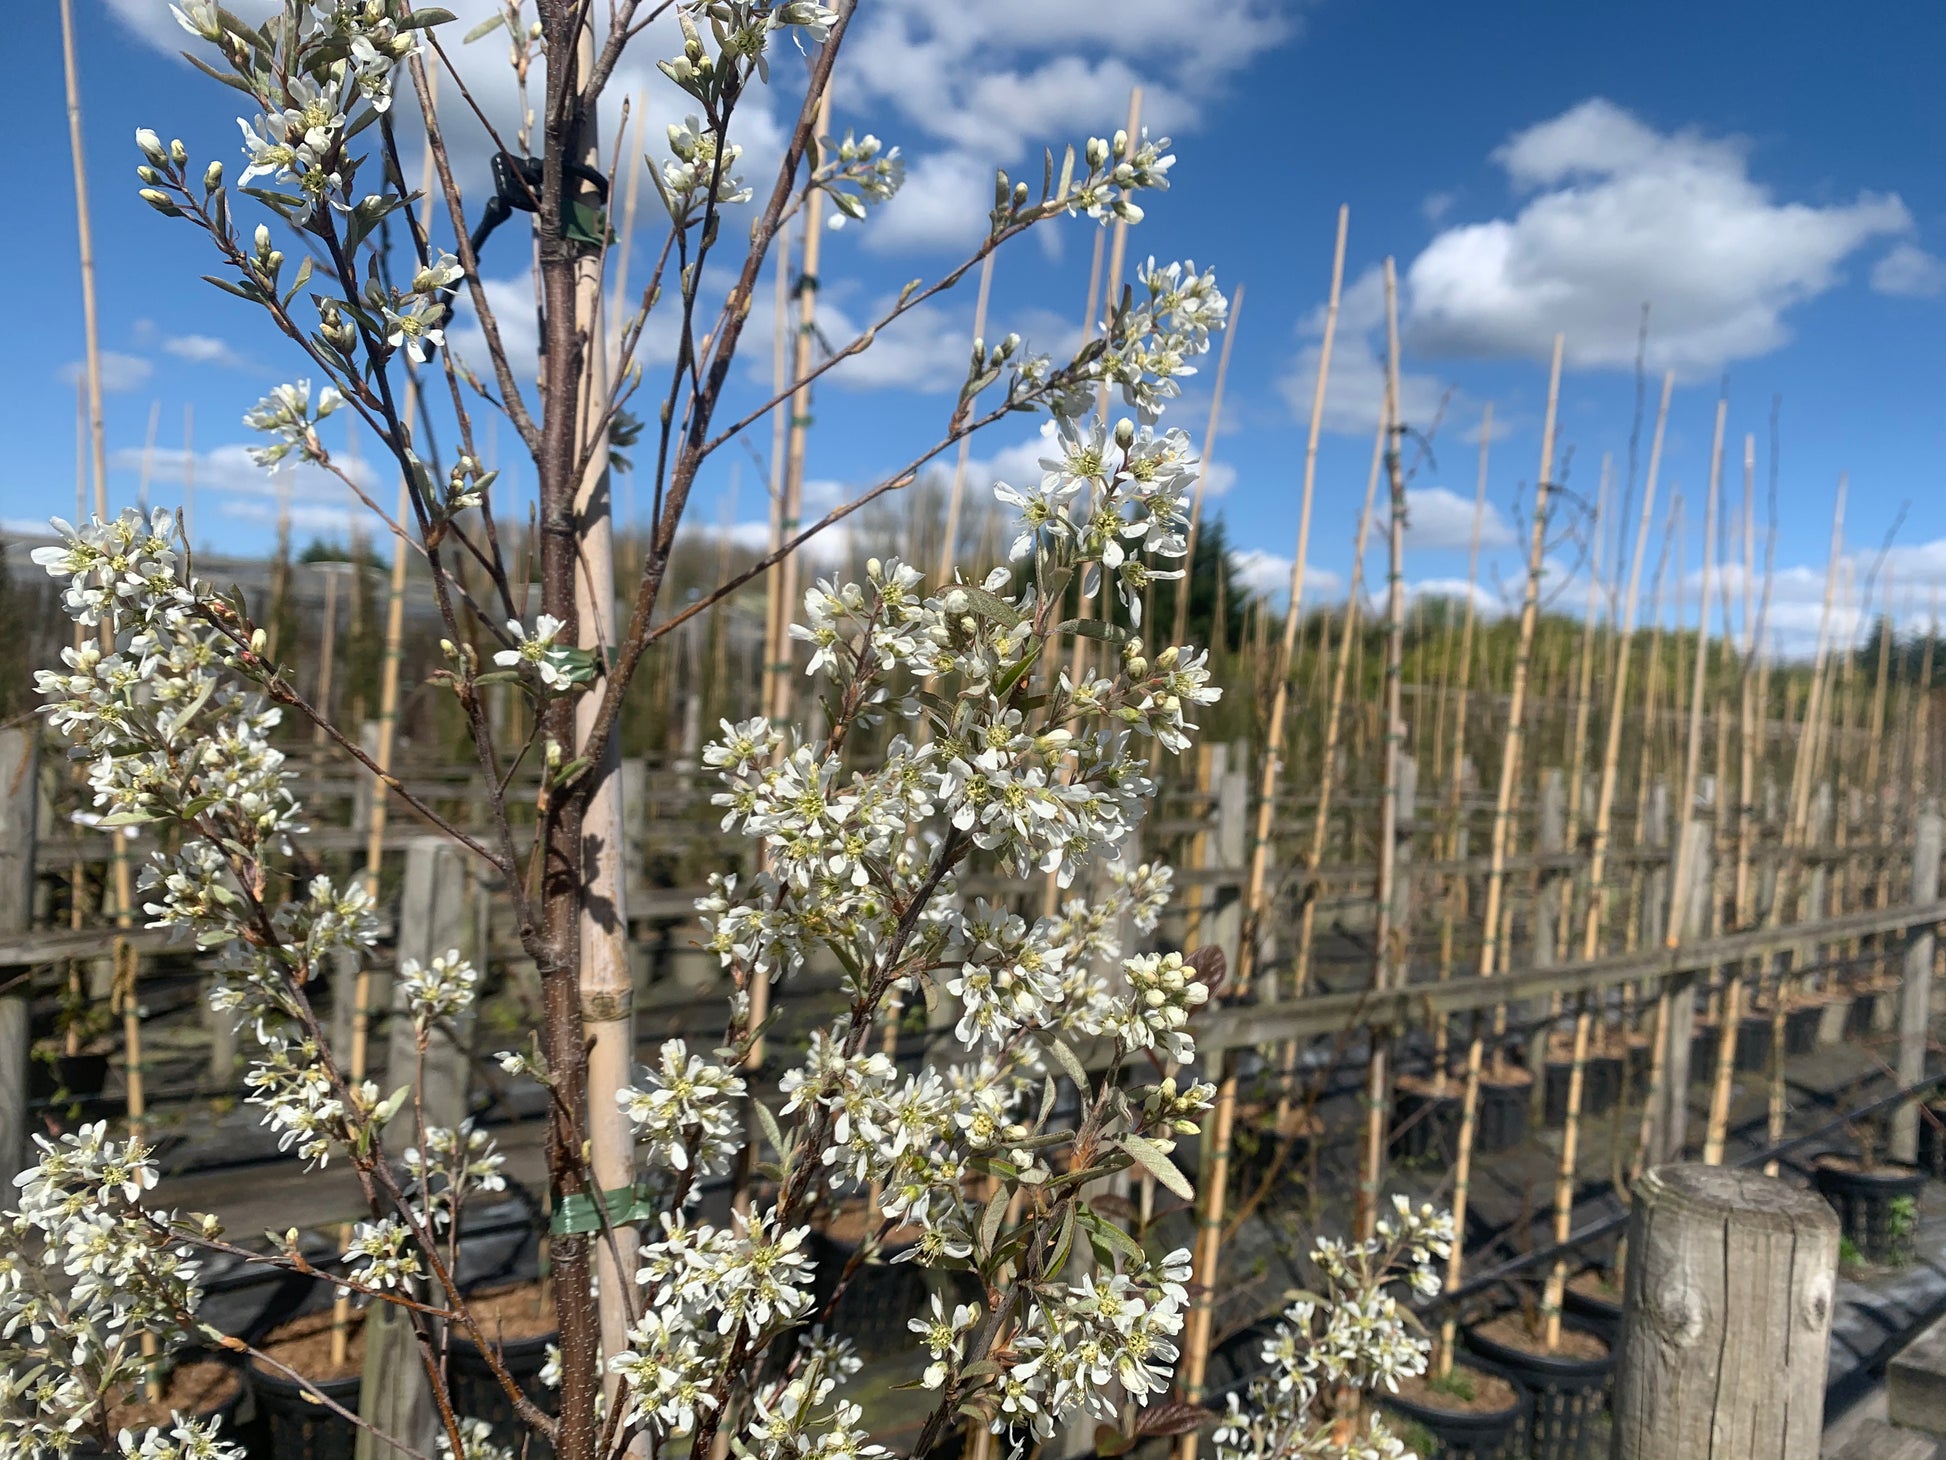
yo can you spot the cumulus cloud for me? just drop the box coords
[1404,98,1911,376]
[1230,548,1343,607]
[113,442,379,527]
[1396,486,1514,552]
[58,352,152,394]
[847,0,1297,254]
[163,334,255,370]
[1279,265,1455,437]
[1871,243,1946,300]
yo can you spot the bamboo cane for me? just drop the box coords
[1557,457,1611,959]
[1177,373,1380,1449]
[759,212,795,727]
[935,251,997,586]
[1554,389,1697,1351]
[1437,339,1568,1373]
[1431,408,1493,1092]
[1064,87,1144,690]
[1172,283,1245,652]
[1237,210,1346,995]
[1354,260,1410,1243]
[766,87,832,730]
[1288,416,1388,998]
[1761,482,1846,1174]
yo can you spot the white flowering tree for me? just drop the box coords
[9,4,1452,1459]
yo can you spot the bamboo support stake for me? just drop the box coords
[1288,414,1387,998]
[1238,210,1345,995]
[1172,283,1245,652]
[935,251,997,585]
[1762,482,1846,1174]
[1558,457,1611,956]
[1355,260,1409,1241]
[1437,338,1568,1373]
[1179,214,1345,1447]
[759,213,795,726]
[1064,87,1143,692]
[1432,407,1492,1090]
[765,88,832,731]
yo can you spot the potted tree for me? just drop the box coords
[1463,1287,1616,1460]
[1813,1114,1927,1267]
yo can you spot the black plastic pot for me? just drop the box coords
[808,1230,930,1356]
[1689,1026,1720,1086]
[250,1362,360,1460]
[452,1327,557,1458]
[1542,1055,1621,1127]
[1846,989,1887,1039]
[1392,1085,1461,1165]
[1784,1003,1822,1056]
[1919,1104,1946,1181]
[1477,1074,1532,1153]
[55,1052,112,1098]
[1562,1280,1623,1350]
[1381,1367,1527,1460]
[1622,1039,1653,1101]
[1735,1015,1774,1073]
[1814,1157,1927,1266]
[1464,1319,1614,1460]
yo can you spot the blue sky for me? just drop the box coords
[8,0,1943,654]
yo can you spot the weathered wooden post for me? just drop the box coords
[1209,743,1249,972]
[0,728,36,1190]
[383,838,478,1135]
[1647,820,1711,1168]
[1891,806,1944,1163]
[1610,1163,1838,1460]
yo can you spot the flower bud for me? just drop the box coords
[135,128,166,165]
[254,224,272,257]
[138,188,181,215]
[169,138,188,166]
[203,160,224,192]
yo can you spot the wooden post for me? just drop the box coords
[0,728,36,1190]
[383,840,478,1138]
[1891,807,1944,1163]
[1648,820,1712,1167]
[1610,1163,1838,1460]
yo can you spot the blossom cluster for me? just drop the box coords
[1211,1198,1457,1460]
[0,1124,244,1460]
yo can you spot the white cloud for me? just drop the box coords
[1279,266,1454,437]
[1405,98,1912,376]
[1871,243,1946,300]
[1230,548,1342,607]
[58,352,152,394]
[163,334,255,370]
[847,0,1298,254]
[1397,486,1514,551]
[1408,577,1503,616]
[112,443,379,529]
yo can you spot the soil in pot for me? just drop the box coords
[1562,1270,1623,1349]
[1477,1065,1532,1153]
[1393,1075,1462,1166]
[452,1281,558,1458]
[1813,1155,1927,1267]
[1384,1364,1524,1460]
[811,1200,930,1356]
[251,1309,365,1460]
[1465,1314,1613,1460]
[70,1360,246,1460]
